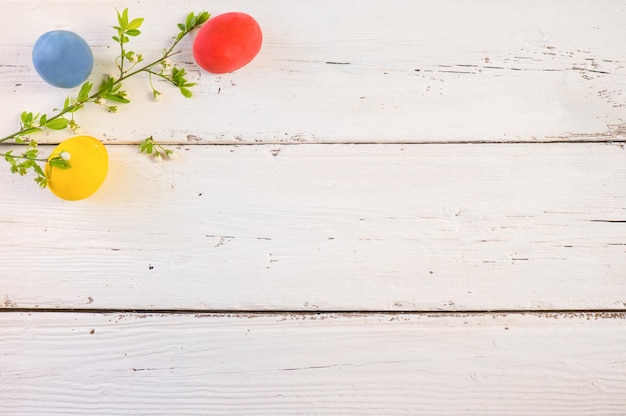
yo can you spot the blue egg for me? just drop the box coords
[32,30,93,88]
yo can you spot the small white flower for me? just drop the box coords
[153,93,162,102]
[153,153,163,163]
[72,127,83,134]
[96,98,105,105]
[167,150,177,160]
[60,151,71,161]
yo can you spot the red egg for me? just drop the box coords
[193,12,262,74]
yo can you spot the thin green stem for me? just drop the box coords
[0,132,27,145]
[0,152,47,163]
[148,72,157,94]
[145,69,177,85]
[119,37,125,77]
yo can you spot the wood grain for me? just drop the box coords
[1,143,625,311]
[0,0,624,144]
[0,311,625,415]
[2,1,626,414]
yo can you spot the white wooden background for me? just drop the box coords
[1,0,626,414]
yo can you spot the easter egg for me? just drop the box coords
[192,12,262,73]
[46,135,108,201]
[32,30,94,88]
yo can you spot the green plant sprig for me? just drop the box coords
[139,136,176,161]
[0,9,210,187]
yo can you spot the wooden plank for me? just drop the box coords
[0,311,625,415]
[0,0,625,144]
[1,143,625,311]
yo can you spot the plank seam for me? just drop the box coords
[1,308,625,317]
[97,140,626,146]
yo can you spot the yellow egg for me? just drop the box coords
[46,135,108,201]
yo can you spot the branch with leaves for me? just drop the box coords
[0,8,210,187]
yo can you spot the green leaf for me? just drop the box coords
[78,82,93,101]
[112,35,120,42]
[126,29,141,37]
[32,162,45,177]
[39,114,47,125]
[102,94,130,104]
[197,12,210,25]
[127,17,144,30]
[35,176,48,188]
[45,118,68,130]
[185,12,194,29]
[177,23,186,31]
[98,76,115,94]
[119,8,129,29]
[139,138,154,154]
[21,127,42,135]
[49,158,71,169]
[179,87,192,98]
[22,112,33,124]
[171,67,185,83]
[115,10,123,28]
